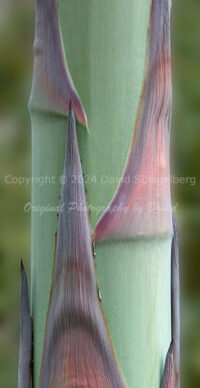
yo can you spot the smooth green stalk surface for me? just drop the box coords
[31,1,171,387]
[96,238,171,387]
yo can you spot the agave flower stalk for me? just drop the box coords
[27,0,179,387]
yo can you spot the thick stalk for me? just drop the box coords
[30,0,171,387]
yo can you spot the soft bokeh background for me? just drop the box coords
[0,0,199,386]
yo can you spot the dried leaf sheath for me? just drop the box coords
[29,0,87,127]
[94,0,173,243]
[39,111,127,388]
[18,261,32,388]
[161,342,173,388]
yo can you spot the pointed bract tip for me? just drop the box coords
[84,113,89,130]
[168,341,173,357]
[70,104,88,131]
[71,95,88,129]
[79,110,88,130]
[21,259,24,273]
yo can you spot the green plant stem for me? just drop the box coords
[31,1,171,386]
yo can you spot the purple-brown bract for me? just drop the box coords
[39,111,127,387]
[29,0,87,127]
[94,0,173,243]
[161,342,174,388]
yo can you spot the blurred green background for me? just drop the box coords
[0,0,199,387]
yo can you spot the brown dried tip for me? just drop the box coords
[161,342,174,388]
[18,260,32,388]
[39,111,127,387]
